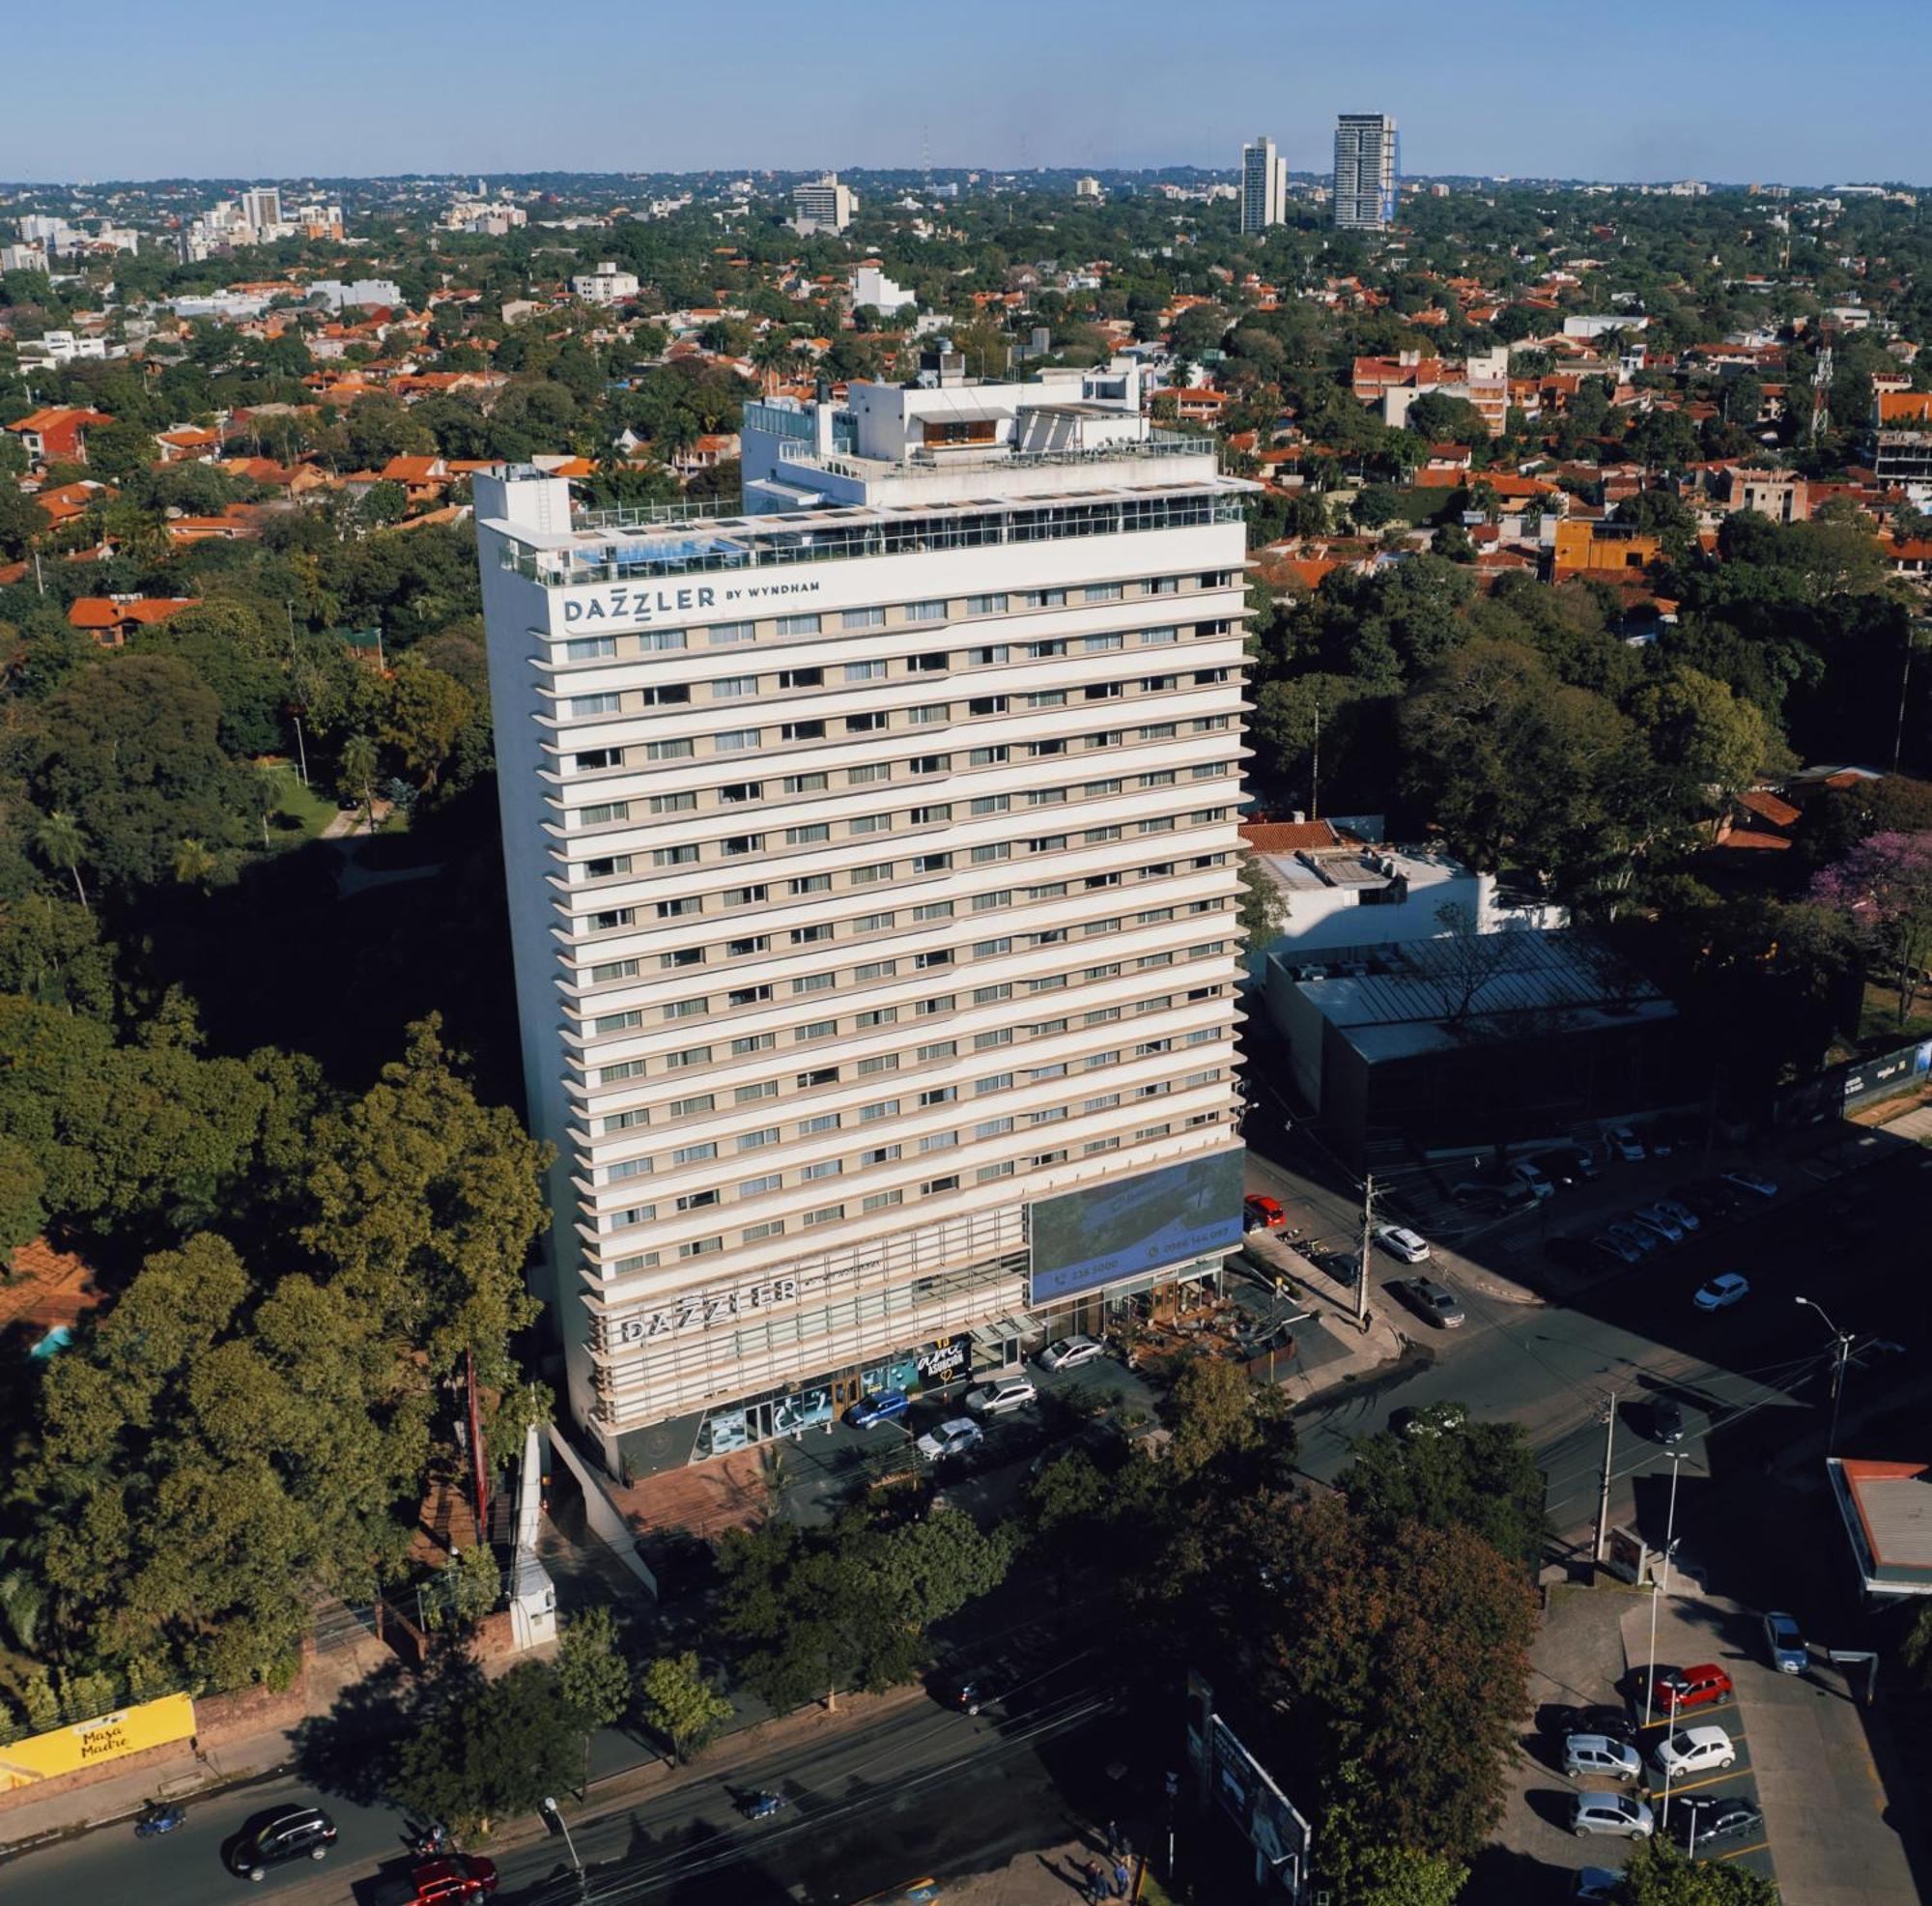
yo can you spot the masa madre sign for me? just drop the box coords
[0,1691,197,1790]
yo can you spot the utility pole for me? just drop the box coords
[1355,1173,1375,1331]
[1309,698,1321,822]
[1593,1389,1618,1565]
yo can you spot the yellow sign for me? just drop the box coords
[0,1691,197,1790]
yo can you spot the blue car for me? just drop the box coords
[1763,1610,1806,1673]
[845,1388,910,1429]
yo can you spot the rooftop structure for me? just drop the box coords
[792,173,855,235]
[1829,1460,1932,1601]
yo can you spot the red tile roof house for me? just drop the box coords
[7,406,115,467]
[67,595,201,647]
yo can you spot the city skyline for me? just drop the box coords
[7,0,1931,185]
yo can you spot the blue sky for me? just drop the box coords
[6,0,1925,186]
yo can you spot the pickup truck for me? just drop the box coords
[374,1856,499,1905]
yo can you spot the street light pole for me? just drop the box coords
[542,1796,582,1879]
[1795,1296,1854,1455]
[1642,1453,1686,1729]
[1354,1173,1375,1332]
[1593,1390,1619,1565]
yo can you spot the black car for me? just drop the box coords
[1538,1146,1601,1186]
[1645,1398,1688,1445]
[1317,1250,1363,1286]
[228,1804,338,1880]
[1672,1793,1763,1850]
[1545,1235,1630,1274]
[1682,1179,1743,1222]
[1548,1703,1639,1749]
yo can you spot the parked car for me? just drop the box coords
[1763,1610,1806,1673]
[1605,1124,1646,1162]
[1605,1220,1660,1257]
[1243,1194,1286,1230]
[939,1672,995,1716]
[1630,1205,1686,1244]
[1573,1868,1623,1901]
[1693,1273,1750,1313]
[1318,1249,1364,1286]
[844,1387,910,1429]
[1655,1196,1701,1232]
[1037,1335,1104,1372]
[1644,1398,1689,1445]
[1539,1145,1602,1185]
[1653,1724,1736,1779]
[965,1376,1037,1417]
[739,1790,786,1820]
[1570,1793,1653,1840]
[1548,1235,1637,1272]
[1671,1794,1763,1850]
[1682,1179,1744,1221]
[1374,1223,1432,1264]
[373,1858,499,1906]
[915,1418,984,1462]
[1564,1734,1643,1783]
[1632,1663,1733,1715]
[1398,1277,1465,1328]
[1391,1401,1469,1438]
[1722,1166,1780,1199]
[1548,1704,1639,1749]
[227,1805,338,1881]
[1511,1158,1555,1200]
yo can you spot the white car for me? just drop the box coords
[915,1417,984,1462]
[965,1376,1038,1416]
[1693,1273,1750,1313]
[1653,1725,1736,1779]
[1511,1159,1554,1200]
[1722,1166,1779,1199]
[1606,1124,1646,1162]
[1375,1224,1432,1265]
[1037,1335,1104,1372]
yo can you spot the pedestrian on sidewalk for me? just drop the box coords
[1114,1858,1131,1898]
[1104,1817,1121,1856]
[1081,1857,1106,1902]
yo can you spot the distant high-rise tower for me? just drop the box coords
[240,185,282,233]
[791,173,855,235]
[1332,115,1399,231]
[1240,135,1286,233]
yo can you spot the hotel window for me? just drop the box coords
[804,1204,845,1228]
[977,1161,1015,1183]
[647,792,695,815]
[714,728,761,754]
[707,620,755,645]
[677,1237,724,1260]
[860,1098,901,1123]
[595,1009,643,1034]
[906,601,948,622]
[727,983,773,1009]
[966,595,1008,615]
[796,1017,837,1042]
[587,908,635,932]
[789,873,832,896]
[781,720,826,742]
[652,843,699,866]
[742,1218,786,1241]
[738,1126,781,1151]
[965,644,1008,666]
[736,1080,780,1104]
[802,1159,842,1181]
[665,1045,713,1071]
[778,667,824,690]
[908,651,951,673]
[639,630,688,651]
[659,949,702,972]
[712,674,758,699]
[1084,583,1122,603]
[643,739,693,761]
[783,771,829,794]
[720,781,763,804]
[910,703,952,725]
[841,607,886,631]
[674,1189,720,1212]
[785,823,831,845]
[845,711,887,733]
[777,614,822,637]
[724,883,768,907]
[739,1173,782,1197]
[849,813,889,836]
[564,635,616,660]
[598,1058,645,1084]
[582,855,633,880]
[910,803,951,825]
[1081,634,1123,653]
[1140,626,1179,645]
[671,1140,718,1165]
[602,1157,652,1184]
[661,998,706,1022]
[850,862,893,886]
[570,693,622,717]
[669,1092,714,1117]
[638,684,691,707]
[848,762,892,784]
[1146,577,1179,596]
[579,800,631,826]
[573,748,624,773]
[863,1189,903,1213]
[1025,587,1066,608]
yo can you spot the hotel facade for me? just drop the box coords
[474,363,1252,1473]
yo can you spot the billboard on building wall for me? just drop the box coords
[1027,1150,1245,1305]
[0,1692,197,1791]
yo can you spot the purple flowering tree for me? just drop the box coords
[1809,831,1932,1029]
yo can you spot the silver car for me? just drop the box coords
[1571,1792,1654,1840]
[965,1376,1038,1416]
[915,1417,984,1462]
[1037,1335,1104,1372]
[1563,1734,1642,1783]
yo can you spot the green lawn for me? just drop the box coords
[255,760,339,840]
[1856,981,1932,1043]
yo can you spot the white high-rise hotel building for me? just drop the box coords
[475,360,1252,1473]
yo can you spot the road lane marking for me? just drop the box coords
[1719,1841,1771,1861]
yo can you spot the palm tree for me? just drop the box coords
[750,331,800,397]
[656,411,701,473]
[339,733,379,835]
[33,810,90,913]
[172,838,217,890]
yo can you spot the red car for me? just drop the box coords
[1244,1194,1286,1230]
[1641,1663,1733,1716]
[374,1857,499,1906]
